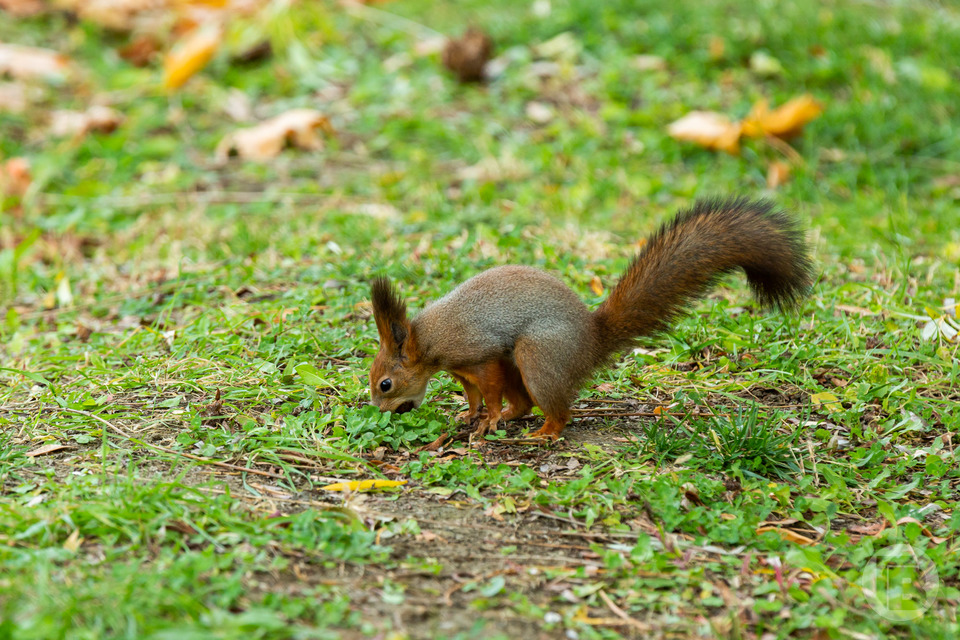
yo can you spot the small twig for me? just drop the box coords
[598,589,652,631]
[762,135,805,165]
[573,410,686,419]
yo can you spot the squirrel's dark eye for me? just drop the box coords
[379,379,392,393]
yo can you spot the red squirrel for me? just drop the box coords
[368,198,814,442]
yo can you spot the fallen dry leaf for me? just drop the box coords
[0,157,31,197]
[321,479,407,492]
[849,520,886,537]
[166,519,200,535]
[667,111,741,154]
[119,34,161,67]
[895,516,949,544]
[0,43,70,81]
[742,94,823,140]
[215,109,333,161]
[589,275,604,296]
[26,443,73,457]
[670,94,823,155]
[835,304,875,316]
[756,519,821,545]
[63,529,83,552]
[442,28,493,83]
[50,106,124,137]
[163,25,222,90]
[766,160,791,188]
[811,391,841,413]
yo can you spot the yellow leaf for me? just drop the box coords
[63,529,83,552]
[163,25,222,90]
[742,94,823,140]
[321,479,407,492]
[667,111,741,154]
[810,391,841,413]
[589,275,604,296]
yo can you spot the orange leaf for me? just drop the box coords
[0,157,31,197]
[742,94,823,140]
[589,275,604,296]
[163,25,222,90]
[667,111,741,154]
[766,160,791,189]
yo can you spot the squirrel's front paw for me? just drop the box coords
[468,416,501,445]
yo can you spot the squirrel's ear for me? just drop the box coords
[371,276,409,350]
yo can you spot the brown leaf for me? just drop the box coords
[119,35,161,67]
[50,106,124,138]
[215,109,333,161]
[231,40,272,65]
[895,517,949,544]
[442,28,493,83]
[849,520,885,539]
[166,519,199,535]
[667,111,741,154]
[756,519,821,545]
[26,443,73,457]
[0,43,70,81]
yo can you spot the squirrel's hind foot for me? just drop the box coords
[527,417,565,442]
[457,407,488,425]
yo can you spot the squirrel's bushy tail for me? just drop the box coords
[593,197,814,356]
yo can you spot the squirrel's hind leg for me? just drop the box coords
[502,362,533,421]
[513,339,575,441]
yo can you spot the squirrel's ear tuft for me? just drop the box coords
[371,276,408,348]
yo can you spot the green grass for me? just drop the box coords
[2,0,959,638]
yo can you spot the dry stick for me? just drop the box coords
[598,589,652,631]
[573,410,686,419]
[58,407,287,480]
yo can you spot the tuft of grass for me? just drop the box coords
[700,405,802,479]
